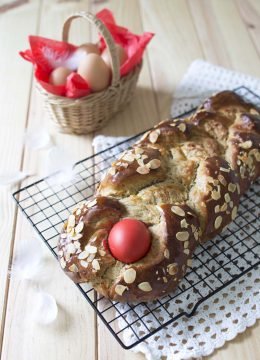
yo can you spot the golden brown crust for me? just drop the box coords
[58,90,260,302]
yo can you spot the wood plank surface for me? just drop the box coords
[0,1,259,360]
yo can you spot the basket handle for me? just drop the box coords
[62,11,120,86]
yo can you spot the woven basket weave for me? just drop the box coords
[36,11,142,135]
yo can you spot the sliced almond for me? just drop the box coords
[194,230,199,241]
[66,243,76,254]
[187,259,193,267]
[99,249,106,257]
[75,221,84,234]
[72,233,83,241]
[176,231,189,241]
[237,184,241,194]
[184,249,190,255]
[76,208,82,216]
[220,167,230,173]
[221,203,228,212]
[135,147,144,155]
[164,249,170,259]
[149,159,161,169]
[122,152,135,162]
[92,259,100,271]
[181,219,188,228]
[78,251,89,260]
[171,205,185,217]
[231,206,238,220]
[87,199,97,208]
[250,108,259,115]
[212,190,221,200]
[215,205,220,213]
[123,268,137,284]
[68,215,75,228]
[184,241,189,249]
[167,263,178,275]
[239,140,252,149]
[138,282,152,292]
[214,216,222,229]
[80,260,89,268]
[109,167,116,176]
[136,165,150,175]
[85,245,97,254]
[163,277,168,283]
[115,284,128,296]
[218,175,227,186]
[228,183,236,193]
[149,131,159,144]
[177,123,186,132]
[60,258,66,269]
[87,254,95,262]
[224,193,231,203]
[69,264,78,273]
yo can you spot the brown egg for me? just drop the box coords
[49,67,72,86]
[101,44,128,68]
[78,43,100,56]
[77,54,111,92]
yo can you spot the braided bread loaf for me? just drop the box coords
[58,91,260,302]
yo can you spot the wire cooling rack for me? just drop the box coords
[13,86,260,349]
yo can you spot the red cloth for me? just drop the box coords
[20,9,154,98]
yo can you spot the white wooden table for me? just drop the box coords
[0,1,259,359]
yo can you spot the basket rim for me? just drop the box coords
[37,61,143,107]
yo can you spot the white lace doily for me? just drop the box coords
[93,60,260,360]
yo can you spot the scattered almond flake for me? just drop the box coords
[87,199,97,208]
[149,131,159,144]
[121,163,128,168]
[69,264,78,272]
[80,260,89,268]
[239,140,253,149]
[137,158,145,166]
[167,263,178,275]
[136,153,142,159]
[194,230,199,241]
[60,233,67,239]
[164,249,170,259]
[66,243,76,254]
[123,268,136,284]
[60,258,66,269]
[221,203,228,212]
[148,159,161,170]
[220,167,230,172]
[187,259,193,267]
[85,245,97,254]
[231,206,238,220]
[78,251,89,260]
[135,147,144,155]
[138,282,152,292]
[191,224,196,233]
[184,241,189,249]
[176,231,189,241]
[177,123,186,132]
[115,284,128,296]
[214,216,222,229]
[155,129,161,135]
[215,205,220,213]
[170,123,176,127]
[229,201,234,208]
[99,250,106,257]
[224,193,231,203]
[181,219,188,228]
[184,249,190,255]
[142,155,148,160]
[163,277,168,283]
[171,205,185,217]
[255,151,260,161]
[74,241,81,249]
[92,259,100,271]
[72,233,83,241]
[136,165,150,175]
[117,162,122,167]
[109,167,116,175]
[87,254,95,262]
[228,183,236,193]
[218,175,227,186]
[122,152,135,162]
[76,209,81,216]
[237,160,241,166]
[68,215,75,228]
[75,221,84,234]
[211,190,221,200]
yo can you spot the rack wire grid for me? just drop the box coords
[13,86,260,349]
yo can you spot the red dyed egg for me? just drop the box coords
[108,218,151,263]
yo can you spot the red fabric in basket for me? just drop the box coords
[20,9,154,98]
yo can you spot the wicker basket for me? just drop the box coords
[36,11,142,135]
